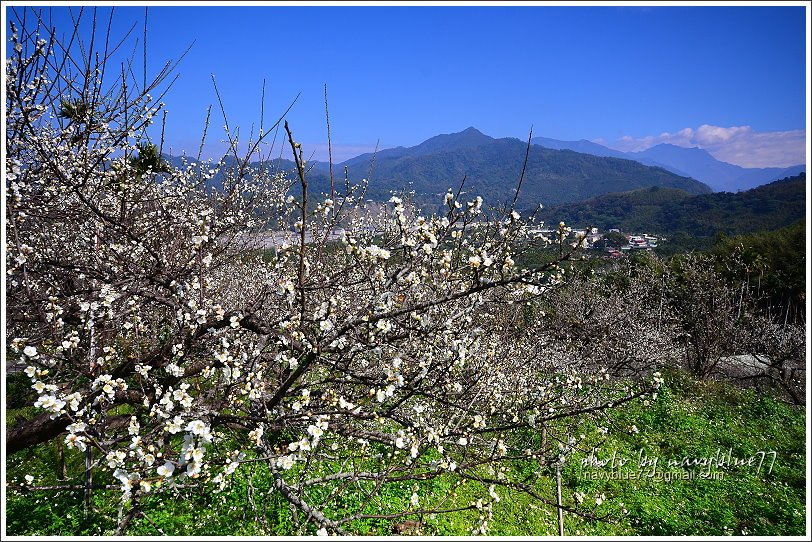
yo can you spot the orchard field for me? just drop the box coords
[3,9,806,537]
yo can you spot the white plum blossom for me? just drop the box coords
[319,319,334,332]
[365,245,391,260]
[157,462,175,477]
[165,416,184,434]
[308,424,324,439]
[65,433,87,451]
[277,455,296,470]
[186,461,202,478]
[186,419,213,442]
[34,394,65,414]
[248,426,264,446]
[488,484,501,502]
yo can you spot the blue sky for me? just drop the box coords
[5,3,808,167]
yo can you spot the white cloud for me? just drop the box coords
[694,124,750,145]
[603,125,806,168]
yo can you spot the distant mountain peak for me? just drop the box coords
[630,143,730,173]
[409,126,494,156]
[646,143,712,156]
[432,126,491,140]
[529,136,631,160]
[650,143,700,150]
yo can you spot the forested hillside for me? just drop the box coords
[536,173,806,250]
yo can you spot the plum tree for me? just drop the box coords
[5,10,663,535]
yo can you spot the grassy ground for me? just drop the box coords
[5,369,806,536]
[560,370,806,536]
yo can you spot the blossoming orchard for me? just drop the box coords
[4,14,670,536]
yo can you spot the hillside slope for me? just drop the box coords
[537,173,806,241]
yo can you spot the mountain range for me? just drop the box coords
[166,127,804,210]
[529,136,805,193]
[306,127,711,207]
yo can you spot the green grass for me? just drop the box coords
[5,369,805,536]
[561,369,805,536]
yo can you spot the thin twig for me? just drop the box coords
[367,138,379,183]
[211,73,239,160]
[324,83,335,199]
[196,105,211,163]
[511,125,533,213]
[285,121,308,322]
[158,109,167,158]
[138,508,167,535]
[260,78,266,142]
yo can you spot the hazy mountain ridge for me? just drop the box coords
[166,123,806,205]
[166,127,712,207]
[332,128,710,206]
[530,137,805,192]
